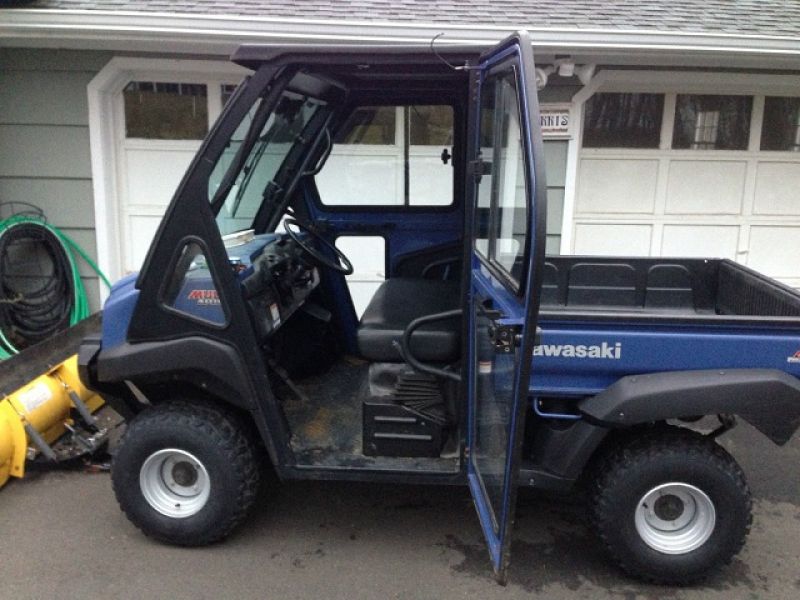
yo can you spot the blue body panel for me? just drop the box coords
[302,183,464,353]
[101,273,140,349]
[531,319,800,398]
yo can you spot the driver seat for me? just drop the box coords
[357,278,461,363]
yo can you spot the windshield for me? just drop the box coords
[209,88,327,236]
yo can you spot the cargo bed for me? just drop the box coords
[539,257,800,324]
[530,258,800,396]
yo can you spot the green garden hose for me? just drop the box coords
[0,214,111,358]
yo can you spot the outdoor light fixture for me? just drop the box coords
[537,59,596,90]
[535,66,554,90]
[557,60,575,77]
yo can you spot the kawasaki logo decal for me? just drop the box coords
[533,342,622,360]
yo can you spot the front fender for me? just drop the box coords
[94,337,255,411]
[579,369,800,445]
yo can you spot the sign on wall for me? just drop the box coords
[539,104,571,138]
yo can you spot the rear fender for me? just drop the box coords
[579,369,800,445]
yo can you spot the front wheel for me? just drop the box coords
[112,400,263,546]
[589,429,752,584]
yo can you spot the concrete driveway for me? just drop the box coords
[1,422,799,599]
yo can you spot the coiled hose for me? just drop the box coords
[0,214,110,358]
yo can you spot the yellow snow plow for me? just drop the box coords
[0,315,117,489]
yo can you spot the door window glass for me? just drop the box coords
[672,95,752,150]
[316,105,454,207]
[161,241,227,326]
[123,81,208,140]
[336,106,396,145]
[474,70,529,290]
[471,65,531,532]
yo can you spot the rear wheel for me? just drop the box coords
[112,400,263,546]
[589,429,752,584]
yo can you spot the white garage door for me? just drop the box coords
[571,92,800,287]
[117,80,239,274]
[116,86,455,300]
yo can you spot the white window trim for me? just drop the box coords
[87,56,247,301]
[560,69,800,255]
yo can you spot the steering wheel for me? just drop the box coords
[283,218,354,275]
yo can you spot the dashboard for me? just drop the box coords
[236,232,320,338]
[174,231,319,337]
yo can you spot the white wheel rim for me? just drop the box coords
[139,449,210,519]
[634,482,716,555]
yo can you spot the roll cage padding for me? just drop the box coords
[579,368,800,445]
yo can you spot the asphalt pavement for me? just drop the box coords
[1,422,799,600]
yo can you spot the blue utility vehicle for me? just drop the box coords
[79,33,800,584]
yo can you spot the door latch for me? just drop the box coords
[489,323,523,354]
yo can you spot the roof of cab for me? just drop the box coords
[231,43,486,71]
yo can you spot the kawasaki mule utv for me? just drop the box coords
[80,33,800,584]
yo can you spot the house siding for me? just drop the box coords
[0,48,112,311]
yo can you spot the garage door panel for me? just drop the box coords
[126,214,163,274]
[123,145,200,208]
[747,226,800,279]
[665,160,745,215]
[573,223,652,256]
[661,225,739,259]
[753,162,800,216]
[576,158,658,215]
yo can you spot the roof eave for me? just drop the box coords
[3,9,800,70]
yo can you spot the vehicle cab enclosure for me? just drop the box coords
[80,34,800,583]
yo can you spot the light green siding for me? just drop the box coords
[0,48,111,311]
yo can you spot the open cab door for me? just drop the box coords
[465,31,547,583]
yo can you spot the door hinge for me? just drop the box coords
[468,157,492,184]
[489,323,523,354]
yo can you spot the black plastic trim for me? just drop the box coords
[580,368,800,445]
[527,419,609,481]
[95,337,255,410]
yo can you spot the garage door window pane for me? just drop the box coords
[582,93,664,148]
[124,81,208,140]
[761,97,800,151]
[672,95,752,150]
[221,83,238,108]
